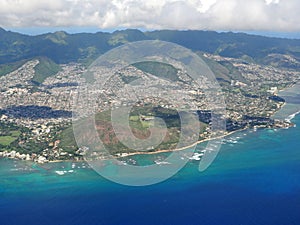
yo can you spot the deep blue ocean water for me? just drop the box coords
[1,115,300,225]
[1,91,300,225]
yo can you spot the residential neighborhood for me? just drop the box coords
[0,54,299,162]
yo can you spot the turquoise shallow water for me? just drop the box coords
[273,83,300,121]
[1,116,300,225]
[1,89,300,224]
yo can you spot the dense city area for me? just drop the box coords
[0,54,299,163]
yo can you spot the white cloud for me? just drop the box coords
[265,0,280,5]
[0,0,299,31]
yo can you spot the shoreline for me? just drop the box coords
[0,112,297,164]
[0,115,296,164]
[114,129,243,159]
[119,82,300,158]
[0,128,248,163]
[1,83,300,164]
[0,120,296,164]
[272,81,300,122]
[286,111,300,123]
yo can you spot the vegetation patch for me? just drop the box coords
[0,126,21,147]
[59,105,206,156]
[0,60,28,77]
[32,57,61,83]
[132,61,180,82]
[0,136,18,146]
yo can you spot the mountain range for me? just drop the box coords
[1,27,300,70]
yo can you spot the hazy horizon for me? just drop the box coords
[2,26,300,40]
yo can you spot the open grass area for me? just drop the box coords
[130,115,154,129]
[0,130,20,146]
[140,120,152,128]
[10,130,21,137]
[0,136,18,146]
[129,115,139,121]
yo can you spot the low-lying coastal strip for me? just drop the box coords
[0,115,293,163]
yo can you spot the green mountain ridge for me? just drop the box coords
[0,56,61,81]
[0,59,28,77]
[1,28,300,69]
[32,57,62,83]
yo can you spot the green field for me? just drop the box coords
[129,115,154,129]
[0,136,16,146]
[0,131,19,146]
[0,126,21,147]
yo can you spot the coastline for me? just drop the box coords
[272,82,300,122]
[114,129,243,159]
[83,81,300,160]
[0,129,245,163]
[0,116,295,164]
[2,108,300,225]
[1,83,299,164]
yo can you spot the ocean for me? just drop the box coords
[1,88,300,225]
